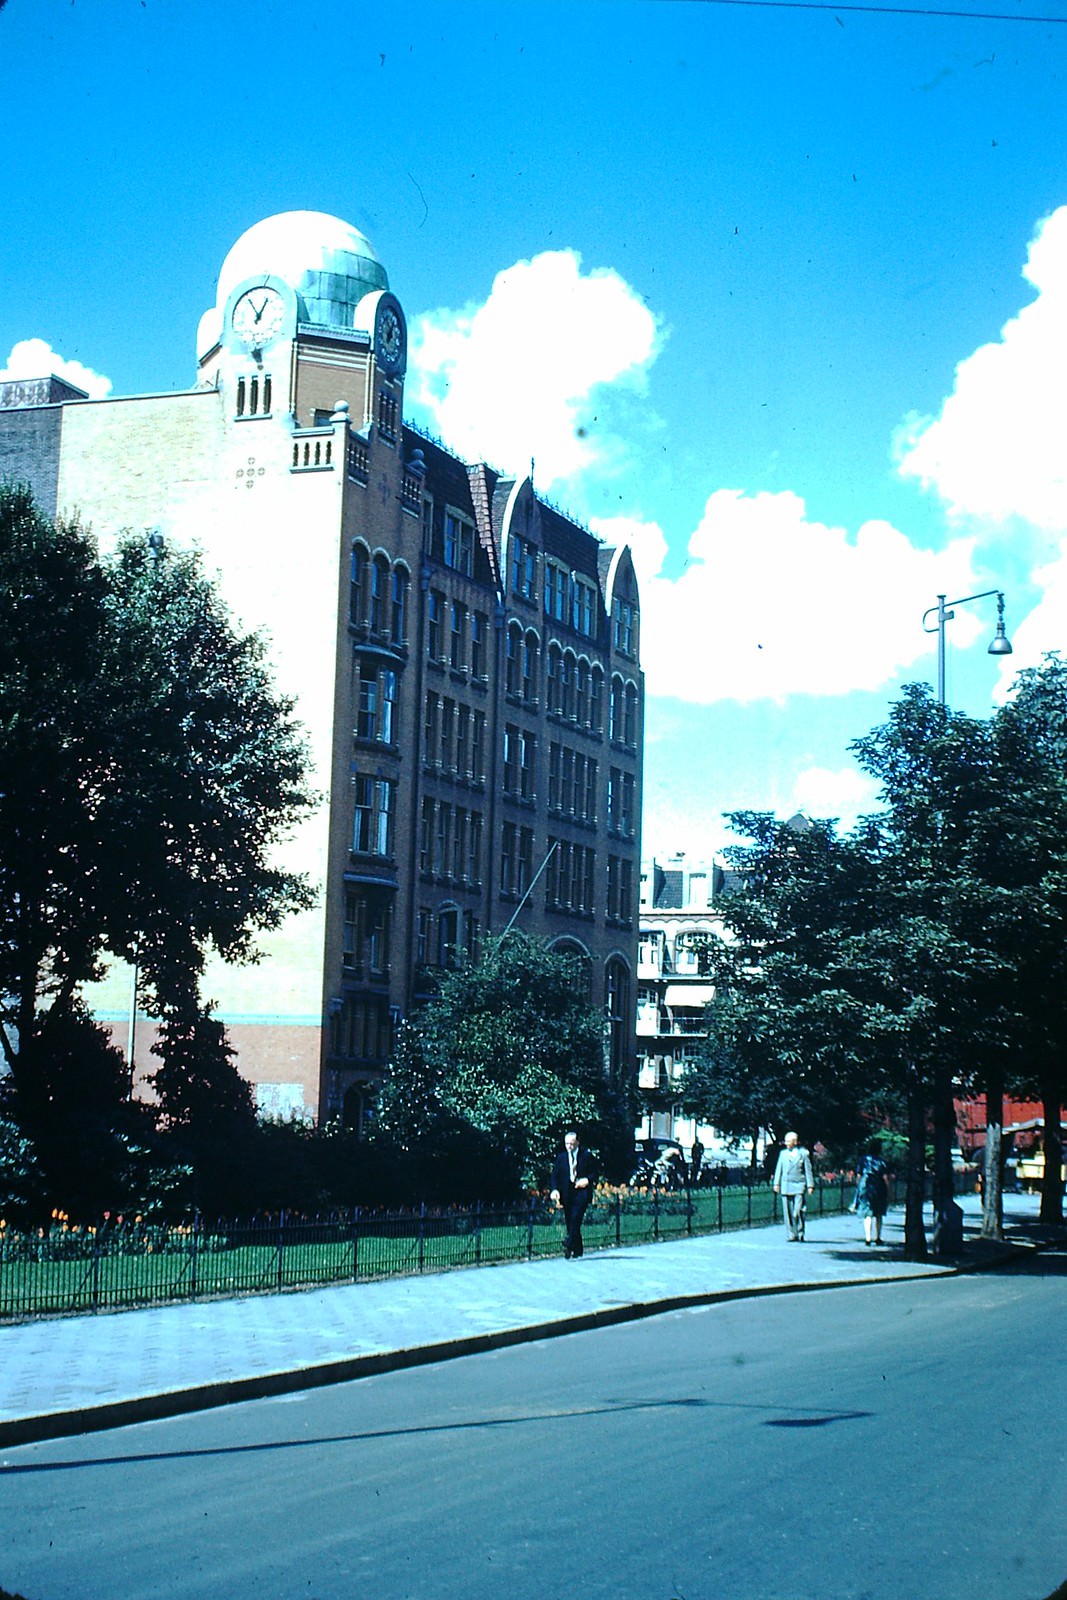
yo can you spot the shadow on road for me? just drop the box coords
[0,1395,874,1476]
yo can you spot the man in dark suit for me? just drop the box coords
[550,1130,597,1258]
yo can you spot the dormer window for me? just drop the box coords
[444,511,474,576]
[512,535,537,601]
[572,576,597,638]
[545,560,569,623]
[613,596,637,656]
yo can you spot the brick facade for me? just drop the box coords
[1,214,643,1126]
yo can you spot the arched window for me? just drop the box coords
[562,650,577,720]
[605,957,633,1082]
[370,554,389,634]
[437,904,460,970]
[575,658,590,727]
[553,937,592,999]
[609,674,624,742]
[590,665,603,732]
[506,621,523,696]
[624,681,638,748]
[391,566,409,646]
[349,544,368,628]
[523,631,539,703]
[547,643,563,715]
[342,1084,371,1134]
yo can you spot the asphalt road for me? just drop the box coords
[3,1250,1066,1600]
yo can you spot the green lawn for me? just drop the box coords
[0,1181,855,1320]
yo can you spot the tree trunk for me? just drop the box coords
[981,1075,1004,1240]
[931,1074,963,1258]
[904,1083,928,1260]
[1039,1079,1064,1225]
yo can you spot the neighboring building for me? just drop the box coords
[636,854,743,1156]
[0,211,643,1127]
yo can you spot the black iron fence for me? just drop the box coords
[0,1170,969,1322]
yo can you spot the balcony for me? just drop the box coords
[291,429,335,472]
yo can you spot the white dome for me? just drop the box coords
[215,211,387,308]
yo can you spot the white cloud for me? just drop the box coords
[596,491,980,704]
[790,764,881,827]
[894,205,1067,697]
[992,549,1067,702]
[1,338,112,399]
[593,513,669,594]
[407,249,660,490]
[895,206,1067,530]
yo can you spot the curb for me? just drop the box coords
[0,1265,956,1450]
[1,1228,1048,1450]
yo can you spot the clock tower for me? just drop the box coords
[197,210,405,432]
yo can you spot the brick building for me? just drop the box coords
[0,211,643,1126]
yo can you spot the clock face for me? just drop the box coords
[374,301,406,374]
[232,286,288,350]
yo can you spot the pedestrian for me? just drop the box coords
[772,1130,815,1241]
[690,1135,705,1188]
[852,1147,890,1246]
[550,1130,597,1259]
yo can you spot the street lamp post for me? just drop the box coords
[920,588,1012,1257]
[921,589,1013,704]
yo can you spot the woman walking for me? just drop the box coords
[853,1148,890,1246]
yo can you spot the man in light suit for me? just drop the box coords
[772,1130,815,1241]
[550,1130,597,1258]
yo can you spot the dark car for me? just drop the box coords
[630,1137,688,1189]
[635,1137,685,1163]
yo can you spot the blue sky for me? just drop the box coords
[4,0,1067,857]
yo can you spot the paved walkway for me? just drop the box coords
[0,1192,1051,1448]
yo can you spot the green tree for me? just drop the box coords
[687,691,1015,1259]
[987,656,1067,1225]
[0,1000,177,1222]
[681,813,881,1162]
[849,687,1012,1254]
[0,486,118,1096]
[97,528,317,1015]
[374,933,617,1196]
[0,482,315,1156]
[148,1005,256,1212]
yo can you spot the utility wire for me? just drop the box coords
[656,0,1066,21]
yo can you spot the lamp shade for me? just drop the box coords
[988,622,1013,656]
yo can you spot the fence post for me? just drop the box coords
[747,1180,753,1228]
[91,1222,102,1311]
[717,1184,723,1232]
[686,1186,693,1236]
[474,1201,482,1265]
[351,1206,361,1281]
[526,1196,535,1260]
[190,1211,200,1300]
[614,1192,622,1248]
[276,1210,286,1291]
[418,1203,426,1273]
[653,1184,660,1241]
